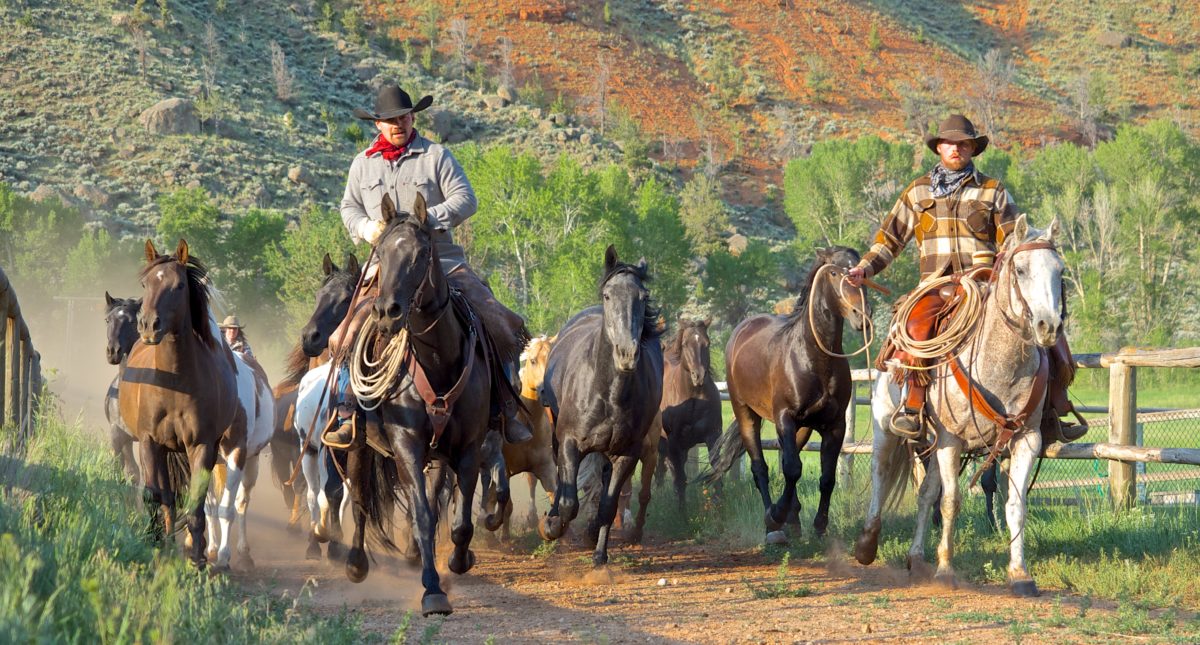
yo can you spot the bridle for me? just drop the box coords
[990,239,1060,345]
[808,263,874,359]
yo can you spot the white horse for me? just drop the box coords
[855,215,1063,597]
[294,362,353,559]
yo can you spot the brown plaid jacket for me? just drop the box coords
[857,168,1018,281]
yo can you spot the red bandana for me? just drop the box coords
[364,131,417,161]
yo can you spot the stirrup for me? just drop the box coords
[322,411,359,450]
[889,405,925,440]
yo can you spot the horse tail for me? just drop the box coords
[881,439,914,513]
[698,420,745,485]
[167,452,194,508]
[353,449,403,553]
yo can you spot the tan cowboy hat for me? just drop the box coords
[925,114,989,155]
[219,315,244,329]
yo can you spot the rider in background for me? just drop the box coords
[219,315,254,357]
[847,114,1083,444]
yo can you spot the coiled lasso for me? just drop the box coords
[886,269,987,371]
[349,315,409,411]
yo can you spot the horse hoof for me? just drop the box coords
[539,515,564,541]
[484,513,503,532]
[210,562,231,575]
[765,530,788,545]
[907,557,934,582]
[421,593,453,617]
[1010,579,1040,598]
[237,551,256,571]
[933,572,958,590]
[326,541,346,563]
[764,507,785,532]
[346,548,369,583]
[853,532,879,566]
[628,528,644,544]
[449,549,476,575]
[305,542,322,561]
[313,524,331,543]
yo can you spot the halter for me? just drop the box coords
[990,240,1059,344]
[807,264,875,360]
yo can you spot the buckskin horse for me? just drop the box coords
[118,240,252,569]
[343,193,493,617]
[538,245,664,566]
[855,216,1062,597]
[658,316,723,516]
[103,292,142,485]
[704,247,869,544]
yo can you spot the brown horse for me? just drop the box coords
[118,239,248,569]
[657,317,723,515]
[704,247,868,544]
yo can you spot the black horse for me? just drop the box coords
[704,247,868,543]
[103,292,142,484]
[539,245,664,566]
[657,317,724,515]
[346,193,492,617]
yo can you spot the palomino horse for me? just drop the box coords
[103,292,142,484]
[705,247,868,543]
[118,240,249,569]
[855,216,1062,597]
[268,382,307,534]
[344,193,493,617]
[658,317,723,515]
[539,245,664,566]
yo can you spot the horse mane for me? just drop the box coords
[283,343,311,386]
[140,253,217,348]
[778,260,825,335]
[599,260,663,340]
[105,295,140,314]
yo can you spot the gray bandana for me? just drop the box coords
[929,162,975,198]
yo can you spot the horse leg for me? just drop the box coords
[630,438,658,544]
[732,401,772,526]
[111,425,140,486]
[540,437,581,540]
[704,430,725,500]
[592,455,638,567]
[235,453,259,569]
[300,448,323,560]
[907,442,943,577]
[855,374,905,565]
[981,460,1000,532]
[324,450,348,562]
[655,436,668,490]
[1006,430,1041,597]
[138,440,168,543]
[213,448,245,572]
[396,439,451,616]
[344,447,372,583]
[185,444,215,569]
[813,420,845,537]
[766,414,801,543]
[449,449,481,575]
[668,444,687,518]
[932,437,963,588]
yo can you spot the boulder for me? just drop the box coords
[496,84,518,103]
[288,165,316,186]
[483,95,509,109]
[1096,31,1131,48]
[727,233,749,256]
[425,108,471,144]
[73,184,110,208]
[28,184,73,206]
[138,98,200,135]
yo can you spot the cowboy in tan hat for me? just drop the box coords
[219,314,254,357]
[847,115,1083,443]
[327,83,533,449]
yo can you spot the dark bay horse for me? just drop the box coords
[118,240,248,569]
[539,245,664,566]
[705,247,869,544]
[657,317,724,515]
[103,292,142,484]
[345,193,492,617]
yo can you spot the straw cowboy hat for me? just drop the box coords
[925,114,990,155]
[218,315,244,329]
[353,84,433,121]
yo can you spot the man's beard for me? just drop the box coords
[942,156,970,171]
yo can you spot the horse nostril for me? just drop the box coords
[387,303,402,320]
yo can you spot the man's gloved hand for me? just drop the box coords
[847,265,867,288]
[359,219,386,245]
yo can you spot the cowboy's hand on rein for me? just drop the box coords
[360,219,386,245]
[847,266,866,288]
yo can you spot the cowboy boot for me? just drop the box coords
[501,398,533,444]
[890,381,926,439]
[322,404,364,450]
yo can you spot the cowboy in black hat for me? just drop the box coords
[330,83,533,448]
[847,114,1083,443]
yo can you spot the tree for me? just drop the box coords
[156,188,221,259]
[677,173,730,255]
[968,48,1015,143]
[264,205,360,329]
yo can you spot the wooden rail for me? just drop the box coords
[0,266,42,448]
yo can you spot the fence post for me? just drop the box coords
[1108,359,1137,509]
[5,316,19,428]
[20,344,33,444]
[0,314,6,424]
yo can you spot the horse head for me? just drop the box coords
[815,246,871,331]
[104,291,141,364]
[374,192,440,337]
[139,239,214,347]
[519,334,556,397]
[600,245,655,372]
[1000,215,1064,348]
[677,317,712,388]
[300,251,360,357]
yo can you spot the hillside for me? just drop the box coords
[0,0,1196,235]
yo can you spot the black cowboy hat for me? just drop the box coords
[925,114,989,155]
[353,84,433,121]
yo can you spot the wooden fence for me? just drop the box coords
[0,266,42,448]
[717,347,1200,509]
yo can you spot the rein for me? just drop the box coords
[808,265,875,360]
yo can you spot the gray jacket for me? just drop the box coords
[339,133,477,268]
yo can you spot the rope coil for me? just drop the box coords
[349,317,409,410]
[885,271,987,370]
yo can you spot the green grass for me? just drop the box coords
[0,411,362,643]
[743,552,813,599]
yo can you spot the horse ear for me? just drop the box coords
[604,244,619,273]
[703,316,712,328]
[144,239,157,264]
[412,192,428,227]
[1044,216,1061,244]
[1009,214,1029,248]
[175,239,189,265]
[636,256,648,272]
[381,192,398,224]
[346,252,361,276]
[322,252,336,276]
[105,291,115,307]
[815,246,831,263]
[549,334,558,344]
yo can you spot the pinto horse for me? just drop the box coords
[118,240,249,569]
[657,317,723,515]
[103,292,142,484]
[704,246,869,544]
[344,193,493,617]
[539,245,664,566]
[856,216,1062,597]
